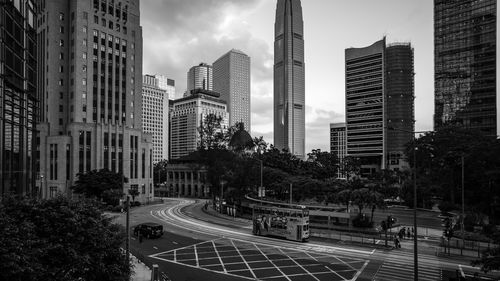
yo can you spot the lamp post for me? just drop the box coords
[388,127,431,281]
[220,179,227,214]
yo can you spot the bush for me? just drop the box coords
[352,213,373,228]
[111,205,123,212]
[438,201,458,215]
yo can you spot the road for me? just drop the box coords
[112,199,498,281]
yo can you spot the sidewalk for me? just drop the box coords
[130,254,151,281]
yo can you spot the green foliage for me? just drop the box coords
[352,213,373,228]
[72,169,126,206]
[472,231,500,273]
[0,196,130,281]
[153,160,169,185]
[405,126,500,216]
[198,114,228,150]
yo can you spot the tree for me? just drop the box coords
[472,230,500,273]
[0,196,130,281]
[153,160,169,185]
[198,113,227,150]
[72,169,126,206]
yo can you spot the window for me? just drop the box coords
[94,15,99,24]
[82,65,87,72]
[59,105,63,112]
[83,12,88,20]
[83,105,87,112]
[101,18,106,27]
[82,78,87,85]
[59,66,64,73]
[82,52,87,60]
[58,79,64,86]
[59,12,64,21]
[109,21,113,29]
[83,39,87,47]
[83,26,87,33]
[59,40,64,47]
[59,26,64,33]
[82,92,87,99]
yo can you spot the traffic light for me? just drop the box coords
[387,215,396,228]
[381,220,387,231]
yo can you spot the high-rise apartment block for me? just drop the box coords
[345,38,414,173]
[0,0,38,196]
[330,123,347,179]
[155,74,176,100]
[213,49,251,131]
[142,75,168,163]
[170,89,228,160]
[434,0,497,136]
[36,0,153,201]
[187,63,212,92]
[274,0,305,158]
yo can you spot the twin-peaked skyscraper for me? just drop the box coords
[273,0,306,159]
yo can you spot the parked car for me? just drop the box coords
[133,222,163,239]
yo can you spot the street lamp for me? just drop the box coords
[388,127,431,281]
[220,179,227,214]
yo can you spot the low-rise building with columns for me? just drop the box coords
[160,163,211,198]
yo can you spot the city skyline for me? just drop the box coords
[141,0,499,153]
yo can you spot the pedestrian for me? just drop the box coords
[401,227,406,239]
[407,228,411,239]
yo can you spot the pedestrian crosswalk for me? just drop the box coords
[373,251,442,281]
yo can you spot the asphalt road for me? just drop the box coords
[112,199,498,281]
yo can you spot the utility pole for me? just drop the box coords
[125,196,130,263]
[461,154,465,255]
[413,145,418,281]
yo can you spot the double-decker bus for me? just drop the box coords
[252,204,309,242]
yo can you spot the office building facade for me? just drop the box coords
[330,123,347,178]
[155,74,176,100]
[0,0,38,196]
[274,0,305,158]
[213,49,251,131]
[36,0,153,201]
[142,75,168,163]
[345,38,414,173]
[434,0,497,135]
[187,63,212,92]
[170,89,228,159]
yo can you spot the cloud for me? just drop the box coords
[305,106,344,152]
[141,0,271,94]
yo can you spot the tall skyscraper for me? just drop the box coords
[187,63,213,92]
[142,75,169,163]
[273,0,305,158]
[0,0,38,196]
[345,38,414,173]
[170,89,228,159]
[434,0,497,135]
[36,0,153,201]
[155,74,176,100]
[213,49,251,131]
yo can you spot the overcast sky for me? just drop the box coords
[141,0,436,153]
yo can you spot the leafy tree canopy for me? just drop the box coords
[72,169,126,206]
[0,196,130,281]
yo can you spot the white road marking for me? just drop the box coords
[152,202,373,257]
[172,241,178,245]
[153,246,158,250]
[230,239,258,279]
[212,240,227,273]
[352,261,369,281]
[276,247,318,281]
